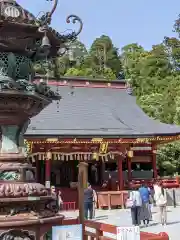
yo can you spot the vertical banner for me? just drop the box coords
[117,226,140,240]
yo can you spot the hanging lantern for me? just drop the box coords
[41,33,51,50]
[127,150,133,158]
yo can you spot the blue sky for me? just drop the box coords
[18,0,180,51]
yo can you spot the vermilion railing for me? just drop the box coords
[61,201,76,211]
[84,220,169,240]
[62,218,169,240]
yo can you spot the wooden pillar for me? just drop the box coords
[117,156,123,190]
[152,145,158,179]
[101,160,105,184]
[36,156,40,182]
[78,162,88,226]
[127,156,132,182]
[45,151,52,188]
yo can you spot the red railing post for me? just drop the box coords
[95,228,103,240]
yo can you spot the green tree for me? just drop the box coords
[157,142,180,176]
[164,37,180,71]
[140,44,171,78]
[65,66,116,80]
[138,93,164,119]
[89,35,122,76]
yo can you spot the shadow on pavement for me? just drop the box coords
[94,215,109,220]
[167,221,180,225]
[149,222,159,227]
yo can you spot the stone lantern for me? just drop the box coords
[0,0,83,239]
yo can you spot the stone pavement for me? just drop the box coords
[61,206,180,239]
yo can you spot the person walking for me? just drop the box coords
[139,183,152,226]
[154,181,167,226]
[84,183,94,219]
[127,188,142,226]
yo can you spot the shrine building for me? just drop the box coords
[24,77,180,201]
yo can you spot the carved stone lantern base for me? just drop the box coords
[0,0,84,236]
[0,90,63,239]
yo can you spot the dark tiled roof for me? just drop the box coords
[25,86,180,137]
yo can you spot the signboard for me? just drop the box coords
[45,180,51,189]
[117,226,140,240]
[52,224,82,240]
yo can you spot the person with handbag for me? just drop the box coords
[92,189,97,218]
[126,188,142,226]
[154,181,167,226]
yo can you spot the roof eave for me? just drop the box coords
[24,132,180,139]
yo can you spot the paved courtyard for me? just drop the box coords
[62,206,180,239]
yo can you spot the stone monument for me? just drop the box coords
[0,0,82,239]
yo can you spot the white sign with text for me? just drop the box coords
[117,226,140,240]
[52,224,82,240]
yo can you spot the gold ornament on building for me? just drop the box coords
[99,142,108,154]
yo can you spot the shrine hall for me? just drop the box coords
[24,76,180,203]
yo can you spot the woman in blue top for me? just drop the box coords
[139,183,152,226]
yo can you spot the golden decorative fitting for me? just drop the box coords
[92,152,99,160]
[46,151,52,160]
[46,138,58,142]
[99,143,108,154]
[91,138,103,142]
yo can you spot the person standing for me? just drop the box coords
[139,183,152,226]
[154,181,167,226]
[84,183,94,219]
[58,190,63,211]
[92,188,97,218]
[127,188,142,226]
[49,186,58,213]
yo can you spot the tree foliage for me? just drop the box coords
[157,142,180,176]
